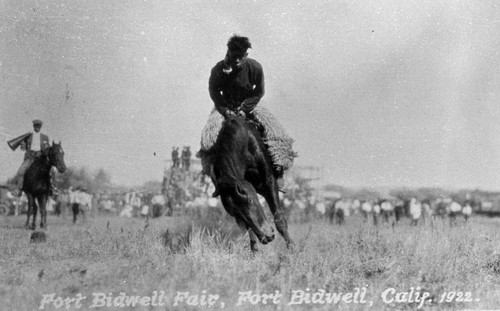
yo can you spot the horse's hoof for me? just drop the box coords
[250,244,261,254]
[251,248,261,255]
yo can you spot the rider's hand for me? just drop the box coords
[224,110,236,118]
[238,110,246,118]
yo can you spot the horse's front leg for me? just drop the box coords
[261,177,294,249]
[236,218,259,253]
[248,230,259,253]
[38,195,48,230]
[24,195,34,230]
[31,197,39,230]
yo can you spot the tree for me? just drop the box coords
[57,166,100,191]
[93,168,111,192]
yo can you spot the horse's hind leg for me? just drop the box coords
[38,196,48,229]
[31,197,39,230]
[272,208,294,249]
[261,186,294,249]
[24,195,34,229]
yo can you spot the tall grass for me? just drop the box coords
[161,206,243,253]
[0,213,498,310]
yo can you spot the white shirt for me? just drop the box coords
[361,202,372,212]
[151,195,166,205]
[381,201,393,211]
[410,200,422,219]
[31,132,41,151]
[69,190,78,204]
[462,204,472,216]
[140,205,149,215]
[449,202,462,213]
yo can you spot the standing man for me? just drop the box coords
[69,187,81,224]
[11,119,51,196]
[171,147,180,168]
[182,146,192,171]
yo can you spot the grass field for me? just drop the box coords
[0,209,499,311]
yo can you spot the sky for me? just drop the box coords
[1,0,500,190]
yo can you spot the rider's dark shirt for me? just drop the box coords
[209,58,265,116]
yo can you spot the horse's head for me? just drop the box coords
[48,141,67,173]
[219,179,275,244]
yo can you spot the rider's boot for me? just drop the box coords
[274,165,285,191]
[277,177,285,190]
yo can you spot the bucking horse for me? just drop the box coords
[199,114,294,252]
[23,142,66,230]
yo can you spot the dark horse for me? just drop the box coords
[201,114,293,252]
[23,142,66,230]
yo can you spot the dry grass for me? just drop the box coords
[0,211,499,311]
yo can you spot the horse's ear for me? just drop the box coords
[52,140,55,145]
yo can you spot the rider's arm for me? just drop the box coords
[241,62,265,114]
[209,65,229,116]
[19,134,31,151]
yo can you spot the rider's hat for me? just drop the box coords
[32,119,43,126]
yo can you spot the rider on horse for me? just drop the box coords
[12,119,57,197]
[199,35,296,188]
[209,35,264,121]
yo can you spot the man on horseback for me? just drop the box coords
[12,119,55,196]
[200,35,296,188]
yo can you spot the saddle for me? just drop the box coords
[199,106,296,178]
